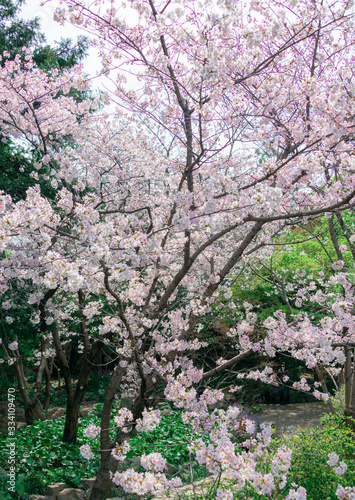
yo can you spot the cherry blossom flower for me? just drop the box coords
[8,341,18,351]
[80,444,94,460]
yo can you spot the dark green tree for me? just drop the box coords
[0,0,88,70]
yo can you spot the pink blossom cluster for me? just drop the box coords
[252,472,275,496]
[312,390,330,402]
[285,486,308,500]
[83,424,100,439]
[111,441,130,461]
[8,341,18,351]
[79,444,94,460]
[327,453,348,476]
[271,445,293,489]
[141,452,167,472]
[135,408,161,432]
[111,469,182,495]
[215,488,233,500]
[336,485,355,500]
[114,408,134,432]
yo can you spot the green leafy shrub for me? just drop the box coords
[270,415,355,500]
[286,416,355,499]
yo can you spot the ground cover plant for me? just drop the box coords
[0,417,99,497]
[2,406,355,500]
[0,409,209,497]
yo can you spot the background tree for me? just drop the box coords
[0,0,88,202]
[0,0,90,426]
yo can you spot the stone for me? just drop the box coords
[46,482,66,498]
[118,397,134,409]
[29,496,49,500]
[57,488,85,500]
[81,478,95,490]
[0,402,25,422]
[165,463,178,475]
[47,407,65,419]
[79,408,92,417]
[1,416,28,434]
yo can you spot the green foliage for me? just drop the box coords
[0,0,43,63]
[0,417,99,496]
[33,36,89,73]
[278,415,355,500]
[0,468,27,499]
[0,409,207,497]
[128,411,192,466]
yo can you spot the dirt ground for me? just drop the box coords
[257,401,331,435]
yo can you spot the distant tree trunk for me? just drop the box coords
[348,355,355,419]
[63,398,81,443]
[53,290,103,444]
[314,365,336,415]
[44,359,53,410]
[13,354,46,425]
[62,354,97,444]
[1,289,57,425]
[2,338,48,425]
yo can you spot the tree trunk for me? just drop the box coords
[61,342,103,443]
[344,347,352,416]
[348,357,355,418]
[44,360,53,410]
[54,291,104,444]
[90,367,127,500]
[88,454,119,500]
[314,365,336,415]
[10,352,46,425]
[62,399,81,444]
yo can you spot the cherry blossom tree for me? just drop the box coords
[1,0,355,497]
[233,212,355,418]
[0,49,103,434]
